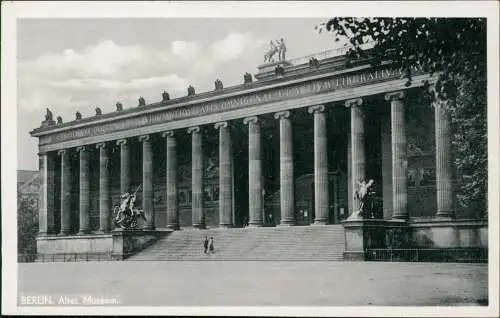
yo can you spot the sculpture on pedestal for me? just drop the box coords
[56,116,63,124]
[116,102,123,111]
[138,96,146,107]
[309,57,320,68]
[349,179,376,219]
[113,185,147,230]
[264,40,278,63]
[277,38,287,61]
[187,85,196,96]
[162,91,170,102]
[95,107,102,116]
[75,111,82,120]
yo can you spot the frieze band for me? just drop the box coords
[38,65,425,147]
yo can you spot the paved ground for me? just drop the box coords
[18,261,487,306]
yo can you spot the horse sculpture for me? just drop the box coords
[264,40,279,63]
[113,185,147,229]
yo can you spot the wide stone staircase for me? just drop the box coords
[127,225,346,261]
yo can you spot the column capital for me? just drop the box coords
[187,126,200,134]
[385,91,406,101]
[345,98,363,108]
[138,134,150,143]
[243,116,259,125]
[96,142,106,149]
[76,146,86,153]
[57,149,67,156]
[308,105,326,115]
[274,110,290,120]
[162,130,175,138]
[116,139,127,146]
[214,121,228,130]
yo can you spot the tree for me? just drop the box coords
[18,191,39,261]
[317,18,487,214]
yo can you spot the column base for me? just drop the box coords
[313,219,329,225]
[435,213,454,220]
[96,229,111,234]
[278,220,295,226]
[192,223,206,229]
[219,224,233,229]
[142,226,156,231]
[248,222,264,228]
[77,230,91,235]
[166,224,180,230]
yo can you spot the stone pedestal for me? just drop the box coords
[163,131,179,230]
[274,111,295,226]
[244,116,263,227]
[188,126,205,229]
[341,219,388,261]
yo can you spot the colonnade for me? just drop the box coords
[37,89,454,235]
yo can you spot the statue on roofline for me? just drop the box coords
[162,91,170,102]
[95,107,102,116]
[264,40,278,63]
[243,72,253,85]
[75,111,82,120]
[116,102,123,111]
[214,79,223,91]
[45,108,53,121]
[138,96,146,107]
[187,85,195,96]
[56,116,63,124]
[113,184,147,230]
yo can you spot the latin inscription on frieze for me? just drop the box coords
[42,65,424,145]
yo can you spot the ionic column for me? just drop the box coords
[139,135,154,230]
[163,131,179,230]
[308,105,329,224]
[77,146,90,234]
[274,111,295,225]
[97,143,110,232]
[116,139,130,194]
[58,149,71,235]
[345,98,365,214]
[215,121,233,228]
[188,126,205,229]
[244,116,263,227]
[435,100,454,218]
[385,91,408,220]
[38,152,56,235]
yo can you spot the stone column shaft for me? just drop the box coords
[140,135,154,230]
[59,150,71,235]
[435,100,454,218]
[244,116,263,227]
[77,146,90,234]
[97,143,110,232]
[386,91,408,220]
[163,131,179,229]
[309,105,329,224]
[274,111,295,225]
[38,152,56,235]
[215,122,233,227]
[346,98,365,214]
[117,139,130,194]
[188,126,204,228]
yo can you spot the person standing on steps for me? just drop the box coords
[203,236,209,254]
[209,236,215,254]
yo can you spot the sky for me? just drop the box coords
[17,18,344,171]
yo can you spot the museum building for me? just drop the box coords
[29,44,488,261]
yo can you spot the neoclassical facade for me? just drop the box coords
[30,46,487,260]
